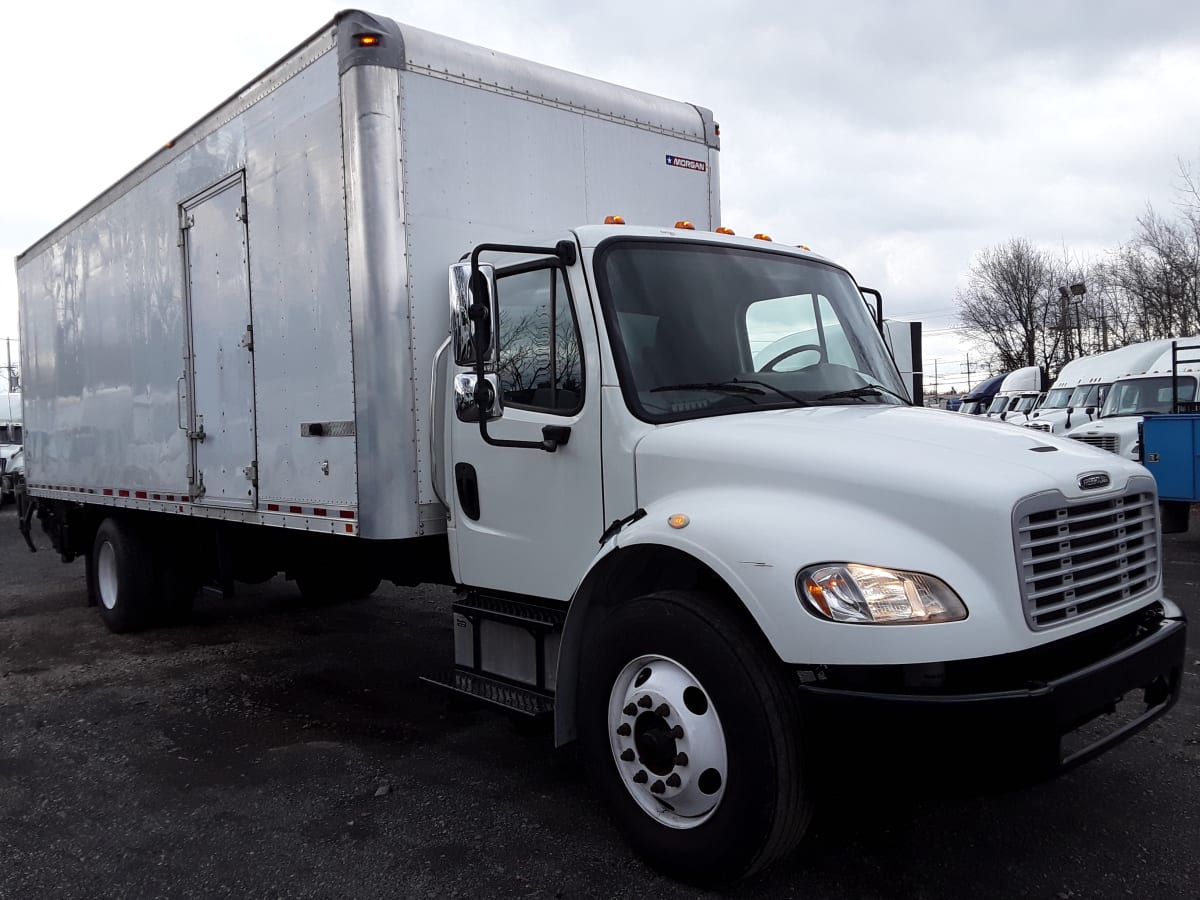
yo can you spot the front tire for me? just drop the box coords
[90,517,156,633]
[578,589,812,885]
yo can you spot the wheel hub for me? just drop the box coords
[607,654,728,829]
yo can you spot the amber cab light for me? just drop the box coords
[604,215,626,225]
[674,220,695,230]
[753,233,773,242]
[715,226,735,235]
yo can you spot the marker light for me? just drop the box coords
[715,227,735,235]
[797,564,966,625]
[674,220,695,230]
[604,215,626,225]
[798,244,811,251]
[357,34,381,47]
[753,233,772,242]
[668,514,690,529]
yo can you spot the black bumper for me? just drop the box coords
[797,602,1187,773]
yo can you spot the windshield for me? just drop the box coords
[595,240,908,423]
[986,394,1010,415]
[959,399,985,415]
[1067,382,1107,410]
[1041,387,1073,410]
[1014,395,1039,412]
[1100,375,1197,417]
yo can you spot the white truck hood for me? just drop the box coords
[626,405,1158,665]
[632,405,1144,510]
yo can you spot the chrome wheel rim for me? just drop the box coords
[607,654,728,829]
[97,541,119,611]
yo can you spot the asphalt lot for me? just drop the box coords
[1,505,1198,899]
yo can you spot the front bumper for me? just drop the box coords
[797,601,1186,773]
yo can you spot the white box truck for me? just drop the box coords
[13,10,1187,885]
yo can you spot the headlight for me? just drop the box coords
[797,563,966,625]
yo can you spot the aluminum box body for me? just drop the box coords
[15,10,719,540]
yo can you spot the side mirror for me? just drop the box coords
[449,262,497,367]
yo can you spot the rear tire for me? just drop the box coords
[578,589,812,886]
[90,517,156,633]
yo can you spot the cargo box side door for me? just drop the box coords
[181,172,258,509]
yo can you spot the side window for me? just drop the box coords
[495,266,583,413]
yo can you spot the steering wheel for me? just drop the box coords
[760,344,826,372]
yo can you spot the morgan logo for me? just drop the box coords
[1078,472,1110,491]
[665,154,707,173]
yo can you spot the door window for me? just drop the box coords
[495,266,583,414]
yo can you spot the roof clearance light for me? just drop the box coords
[798,244,811,251]
[604,215,626,225]
[715,226,735,235]
[674,220,695,230]
[357,34,381,47]
[753,233,773,242]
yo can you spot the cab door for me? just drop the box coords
[447,252,604,601]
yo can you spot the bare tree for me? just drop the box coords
[955,238,1071,375]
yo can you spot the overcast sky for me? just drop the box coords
[4,0,1199,392]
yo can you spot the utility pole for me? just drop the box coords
[961,354,974,391]
[932,358,940,404]
[5,337,14,393]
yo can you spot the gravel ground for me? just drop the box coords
[1,504,1197,899]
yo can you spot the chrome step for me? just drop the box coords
[421,669,554,718]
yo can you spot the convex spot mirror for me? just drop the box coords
[450,262,497,367]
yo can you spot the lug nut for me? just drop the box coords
[666,773,681,788]
[655,703,670,718]
[674,752,689,767]
[637,695,653,708]
[671,725,684,739]
[616,723,631,737]
[620,749,635,762]
[650,779,666,795]
[623,703,637,716]
[633,770,648,784]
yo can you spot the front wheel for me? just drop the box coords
[578,590,812,885]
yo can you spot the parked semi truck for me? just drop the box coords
[14,10,1187,885]
[1025,340,1174,436]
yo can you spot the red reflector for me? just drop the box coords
[345,524,354,533]
[313,508,327,517]
[339,510,355,519]
[267,504,280,512]
[135,491,147,499]
[118,490,130,497]
[103,489,113,496]
[153,494,161,500]
[289,505,302,514]
[166,495,175,501]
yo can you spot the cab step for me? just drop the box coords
[421,669,554,718]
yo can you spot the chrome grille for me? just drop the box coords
[1024,422,1051,433]
[1069,433,1118,453]
[1014,485,1158,630]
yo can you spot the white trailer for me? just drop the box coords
[13,10,1187,886]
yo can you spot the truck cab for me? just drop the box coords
[1066,341,1200,460]
[956,372,1006,415]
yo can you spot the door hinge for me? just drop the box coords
[236,196,248,223]
[190,474,206,502]
[177,210,194,247]
[241,462,258,485]
[239,326,254,351]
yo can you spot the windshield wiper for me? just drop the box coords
[651,381,765,397]
[817,384,910,405]
[651,379,810,407]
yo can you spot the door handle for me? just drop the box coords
[541,425,571,452]
[177,376,188,430]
